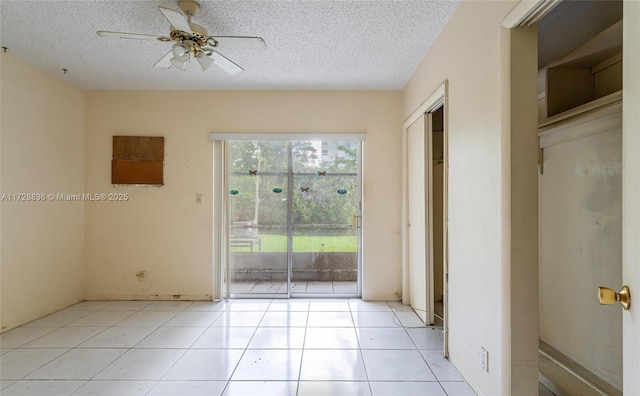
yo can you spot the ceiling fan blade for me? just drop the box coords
[208,36,266,50]
[153,50,174,69]
[97,31,170,41]
[210,51,244,75]
[158,6,193,34]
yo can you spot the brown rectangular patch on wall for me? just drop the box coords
[112,136,164,185]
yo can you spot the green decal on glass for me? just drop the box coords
[318,170,327,176]
[229,190,239,195]
[301,187,309,192]
[249,169,257,175]
[337,189,347,195]
[273,188,283,193]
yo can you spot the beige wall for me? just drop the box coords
[0,53,85,332]
[403,2,517,394]
[84,90,402,301]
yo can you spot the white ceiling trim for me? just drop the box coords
[502,0,561,28]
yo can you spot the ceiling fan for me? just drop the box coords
[96,0,265,74]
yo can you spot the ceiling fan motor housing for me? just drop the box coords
[169,23,208,48]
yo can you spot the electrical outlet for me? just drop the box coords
[481,347,489,372]
[196,194,202,204]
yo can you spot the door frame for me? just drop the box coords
[211,133,366,300]
[402,81,449,355]
[503,1,640,394]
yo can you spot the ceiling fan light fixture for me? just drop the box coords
[195,52,213,71]
[171,43,190,61]
[170,57,187,71]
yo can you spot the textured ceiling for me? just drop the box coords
[0,0,458,90]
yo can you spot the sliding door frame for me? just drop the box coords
[211,133,365,300]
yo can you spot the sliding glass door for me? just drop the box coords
[226,139,361,298]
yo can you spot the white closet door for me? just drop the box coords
[408,114,432,323]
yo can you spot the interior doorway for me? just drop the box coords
[536,2,623,394]
[222,138,362,298]
[403,82,449,354]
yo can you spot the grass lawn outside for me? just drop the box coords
[231,234,357,253]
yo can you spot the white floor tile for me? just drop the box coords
[191,326,256,349]
[1,380,85,396]
[356,328,415,349]
[148,380,227,396]
[406,327,444,349]
[162,311,222,327]
[95,349,185,380]
[249,327,306,349]
[309,300,350,312]
[260,311,308,327]
[134,326,206,349]
[332,282,358,293]
[388,301,414,312]
[22,327,107,348]
[100,301,153,311]
[299,350,367,381]
[252,282,286,293]
[231,349,302,381]
[0,298,471,395]
[184,300,232,312]
[440,381,476,395]
[64,301,112,311]
[268,300,310,312]
[298,381,372,396]
[394,311,426,327]
[72,380,156,396]
[307,312,353,327]
[290,282,307,292]
[24,310,93,327]
[142,301,193,311]
[0,348,68,380]
[212,312,265,327]
[420,350,464,381]
[67,311,134,327]
[26,348,126,379]
[305,283,334,293]
[1,380,16,390]
[348,300,392,312]
[305,327,359,349]
[115,311,178,327]
[225,302,271,312]
[352,311,401,327]
[79,327,157,348]
[223,381,297,396]
[162,349,243,381]
[0,327,59,349]
[362,350,437,381]
[370,381,446,396]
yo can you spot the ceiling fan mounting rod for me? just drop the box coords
[178,0,200,17]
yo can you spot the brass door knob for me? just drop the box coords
[598,286,631,310]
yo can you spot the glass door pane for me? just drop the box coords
[228,141,289,296]
[291,140,360,295]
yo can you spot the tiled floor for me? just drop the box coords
[230,281,358,295]
[0,299,475,396]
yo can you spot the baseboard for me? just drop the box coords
[539,340,622,396]
[83,294,213,301]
